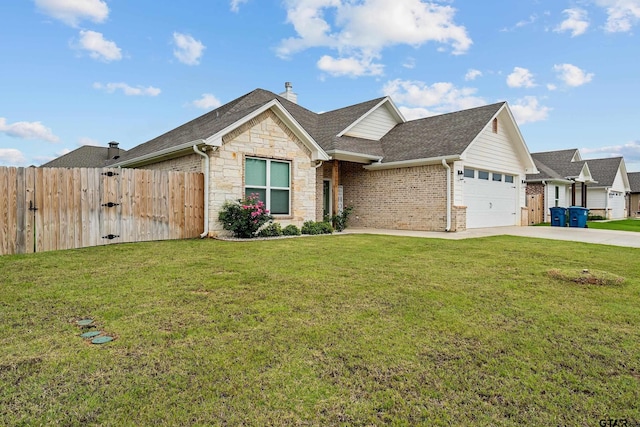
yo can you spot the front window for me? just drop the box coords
[245,157,290,215]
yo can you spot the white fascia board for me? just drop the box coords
[337,97,405,138]
[111,139,206,167]
[204,100,329,161]
[619,159,631,191]
[364,155,461,171]
[327,150,383,164]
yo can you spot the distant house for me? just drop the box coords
[526,149,630,221]
[42,142,125,168]
[52,84,539,235]
[627,172,640,217]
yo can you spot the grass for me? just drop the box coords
[1,235,640,426]
[587,219,640,232]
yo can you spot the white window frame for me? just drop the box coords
[245,157,291,216]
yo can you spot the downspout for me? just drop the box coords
[193,145,210,238]
[605,187,610,219]
[442,159,451,232]
[314,161,324,169]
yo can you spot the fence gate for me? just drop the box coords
[527,194,544,225]
[0,167,204,256]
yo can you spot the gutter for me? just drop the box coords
[442,159,451,232]
[112,139,207,167]
[193,145,210,238]
[364,155,461,171]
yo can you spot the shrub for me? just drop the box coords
[588,215,606,221]
[257,222,282,237]
[327,206,353,232]
[301,220,333,235]
[282,224,301,236]
[218,193,273,238]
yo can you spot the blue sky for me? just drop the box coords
[1,0,639,171]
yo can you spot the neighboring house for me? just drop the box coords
[526,149,630,220]
[70,84,538,235]
[526,149,595,223]
[628,172,640,217]
[582,157,630,219]
[41,142,125,168]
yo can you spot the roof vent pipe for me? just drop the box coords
[279,82,298,104]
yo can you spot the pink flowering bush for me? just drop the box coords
[218,193,273,238]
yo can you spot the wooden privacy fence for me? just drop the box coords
[0,167,205,256]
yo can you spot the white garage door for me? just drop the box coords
[464,169,518,228]
[609,191,626,219]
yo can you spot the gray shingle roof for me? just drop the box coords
[41,145,126,168]
[527,149,584,181]
[114,88,508,166]
[628,172,640,193]
[584,157,624,187]
[379,102,505,163]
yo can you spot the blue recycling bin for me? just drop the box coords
[549,207,567,227]
[568,206,589,228]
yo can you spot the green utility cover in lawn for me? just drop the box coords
[77,319,94,326]
[80,331,101,338]
[92,336,113,344]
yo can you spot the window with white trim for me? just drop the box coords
[478,171,489,180]
[464,168,475,178]
[245,157,291,215]
[492,173,502,182]
[504,175,514,183]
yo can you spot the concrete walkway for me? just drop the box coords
[343,226,640,248]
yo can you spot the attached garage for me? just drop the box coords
[463,168,518,228]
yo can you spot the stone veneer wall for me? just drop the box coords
[140,153,203,172]
[208,110,316,236]
[337,162,451,231]
[526,182,545,196]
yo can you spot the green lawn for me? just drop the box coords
[587,219,640,232]
[1,235,639,426]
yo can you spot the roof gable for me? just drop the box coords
[462,103,537,173]
[586,157,630,190]
[338,97,404,140]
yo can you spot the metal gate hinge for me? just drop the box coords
[101,171,119,177]
[29,200,38,211]
[102,234,120,240]
[101,202,120,208]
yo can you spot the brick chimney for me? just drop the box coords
[107,141,120,159]
[279,82,298,104]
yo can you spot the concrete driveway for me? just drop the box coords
[343,226,640,248]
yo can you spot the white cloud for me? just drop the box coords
[35,0,109,27]
[317,54,384,77]
[277,0,471,75]
[581,140,640,162]
[172,32,205,65]
[78,137,102,146]
[230,0,248,12]
[382,79,486,118]
[553,63,594,87]
[465,69,482,81]
[0,148,27,166]
[0,117,59,142]
[595,0,640,32]
[555,8,590,36]
[191,94,222,110]
[93,82,161,96]
[500,14,538,32]
[507,67,536,88]
[509,96,551,125]
[402,57,416,69]
[547,83,558,91]
[77,30,122,62]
